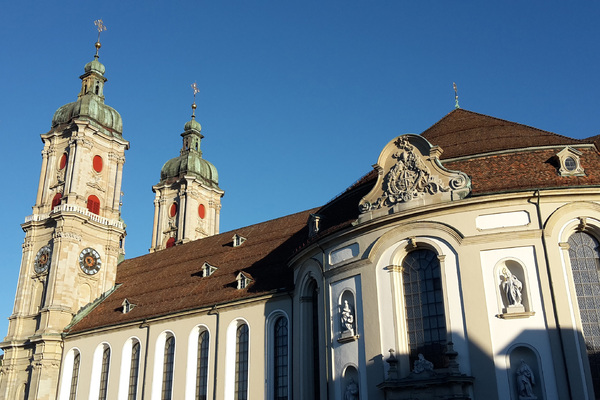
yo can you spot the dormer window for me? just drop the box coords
[556,147,585,177]
[232,234,247,247]
[122,299,135,314]
[236,272,253,289]
[308,214,321,238]
[202,262,218,277]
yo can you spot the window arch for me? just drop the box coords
[402,248,447,368]
[152,331,177,400]
[298,275,321,400]
[87,195,100,215]
[235,324,249,399]
[568,231,600,395]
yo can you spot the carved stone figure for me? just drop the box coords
[413,353,434,373]
[516,360,537,399]
[501,267,523,307]
[344,378,359,400]
[341,300,355,336]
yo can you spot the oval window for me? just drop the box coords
[59,153,67,170]
[166,237,176,248]
[565,156,577,171]
[198,204,206,219]
[51,193,62,208]
[93,155,103,173]
[169,202,178,218]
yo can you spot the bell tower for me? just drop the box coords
[150,84,224,252]
[0,21,128,400]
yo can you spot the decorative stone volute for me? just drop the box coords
[358,134,470,222]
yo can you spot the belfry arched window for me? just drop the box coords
[87,195,100,215]
[568,231,600,395]
[402,248,447,368]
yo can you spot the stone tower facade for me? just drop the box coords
[0,51,128,400]
[150,109,224,252]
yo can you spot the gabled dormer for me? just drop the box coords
[556,147,585,177]
[236,272,253,289]
[202,261,218,277]
[232,234,247,247]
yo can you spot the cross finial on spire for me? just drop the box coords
[94,19,107,58]
[191,82,200,119]
[453,82,460,109]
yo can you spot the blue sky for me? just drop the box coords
[1,1,600,342]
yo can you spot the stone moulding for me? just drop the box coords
[359,134,471,222]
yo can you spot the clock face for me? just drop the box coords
[79,248,102,275]
[34,245,52,273]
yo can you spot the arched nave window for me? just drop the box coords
[266,313,289,400]
[402,248,447,368]
[58,348,81,400]
[99,344,111,400]
[235,324,249,400]
[162,334,176,400]
[69,350,80,400]
[196,329,209,400]
[568,231,600,395]
[129,340,141,399]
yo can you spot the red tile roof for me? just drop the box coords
[66,208,316,334]
[421,109,584,159]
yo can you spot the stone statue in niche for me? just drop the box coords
[501,267,524,312]
[413,353,434,373]
[341,300,355,337]
[344,378,359,400]
[516,360,537,399]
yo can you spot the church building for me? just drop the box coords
[2,32,600,400]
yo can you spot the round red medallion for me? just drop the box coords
[93,155,103,173]
[59,153,67,169]
[198,204,206,219]
[169,202,178,217]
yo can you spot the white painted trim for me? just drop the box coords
[151,331,176,400]
[185,325,211,400]
[58,347,80,400]
[224,318,250,400]
[118,337,141,400]
[89,342,111,400]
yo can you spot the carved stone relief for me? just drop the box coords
[359,135,470,222]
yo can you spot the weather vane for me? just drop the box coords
[453,82,460,109]
[94,19,107,58]
[191,82,200,118]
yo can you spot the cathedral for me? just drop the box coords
[2,33,600,400]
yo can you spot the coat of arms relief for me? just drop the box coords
[359,134,470,221]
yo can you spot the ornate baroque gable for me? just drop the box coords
[358,134,471,222]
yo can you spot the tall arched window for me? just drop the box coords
[196,330,209,400]
[128,340,141,400]
[273,317,288,400]
[235,324,249,400]
[568,231,600,394]
[402,248,447,368]
[68,350,80,400]
[162,334,175,400]
[99,344,111,400]
[87,195,100,215]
